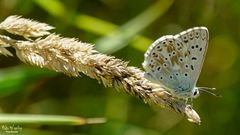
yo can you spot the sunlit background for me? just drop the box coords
[0,0,239,134]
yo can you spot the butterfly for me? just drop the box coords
[142,27,215,100]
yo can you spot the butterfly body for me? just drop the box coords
[143,27,209,99]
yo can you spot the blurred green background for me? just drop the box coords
[0,0,239,134]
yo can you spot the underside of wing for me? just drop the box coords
[142,27,209,98]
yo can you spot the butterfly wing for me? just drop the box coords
[142,27,209,98]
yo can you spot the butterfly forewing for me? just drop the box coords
[142,27,209,98]
[176,27,209,86]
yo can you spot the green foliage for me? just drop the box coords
[0,66,56,97]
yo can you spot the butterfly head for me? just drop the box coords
[174,87,200,99]
[192,87,200,98]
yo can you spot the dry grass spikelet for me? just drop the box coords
[0,15,201,124]
[0,15,54,38]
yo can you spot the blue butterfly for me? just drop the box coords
[143,27,216,100]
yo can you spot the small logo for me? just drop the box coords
[1,124,23,134]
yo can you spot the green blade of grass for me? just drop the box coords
[33,0,65,17]
[34,0,118,35]
[0,114,106,125]
[0,66,56,97]
[95,0,174,53]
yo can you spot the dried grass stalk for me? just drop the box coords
[0,15,201,124]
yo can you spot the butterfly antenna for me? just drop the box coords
[199,87,216,90]
[198,87,221,97]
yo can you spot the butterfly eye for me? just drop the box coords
[194,91,198,96]
[193,89,199,97]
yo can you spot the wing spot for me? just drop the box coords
[183,36,188,43]
[158,48,163,51]
[192,57,197,60]
[189,33,194,40]
[165,57,168,61]
[185,64,189,68]
[163,63,167,67]
[191,46,194,49]
[201,31,207,39]
[195,32,199,38]
[160,77,163,80]
[179,58,183,62]
[199,48,202,51]
[191,65,194,70]
[195,45,199,48]
[175,73,179,76]
[170,75,173,79]
[162,41,166,44]
[184,73,188,76]
[157,67,161,71]
[172,51,176,55]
